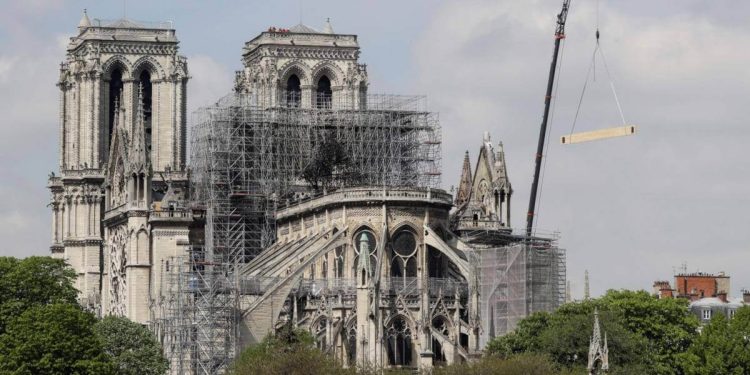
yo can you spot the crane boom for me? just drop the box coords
[526,0,571,239]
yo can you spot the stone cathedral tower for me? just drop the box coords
[48,11,189,323]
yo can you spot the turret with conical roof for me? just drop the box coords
[78,9,91,32]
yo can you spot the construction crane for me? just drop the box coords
[526,0,571,239]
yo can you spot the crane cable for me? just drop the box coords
[567,0,627,139]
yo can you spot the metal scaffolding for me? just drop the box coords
[464,230,566,347]
[158,91,442,374]
[191,92,441,263]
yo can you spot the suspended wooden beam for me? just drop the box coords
[560,125,637,144]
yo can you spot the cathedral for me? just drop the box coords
[48,11,565,373]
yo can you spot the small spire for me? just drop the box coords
[356,233,371,284]
[78,9,91,30]
[454,150,473,206]
[322,17,334,34]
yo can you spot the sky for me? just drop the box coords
[0,0,748,299]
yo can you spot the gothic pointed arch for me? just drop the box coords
[278,60,311,86]
[311,61,344,88]
[102,55,133,80]
[384,313,414,367]
[132,55,167,81]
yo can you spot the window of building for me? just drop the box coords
[334,246,345,278]
[702,309,712,320]
[432,317,450,366]
[107,67,124,156]
[386,316,412,367]
[138,70,153,159]
[314,317,328,351]
[428,247,444,278]
[352,229,377,277]
[346,324,357,366]
[316,75,332,109]
[390,230,418,280]
[286,74,301,107]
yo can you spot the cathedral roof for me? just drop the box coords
[289,23,320,34]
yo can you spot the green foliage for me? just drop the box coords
[600,290,698,373]
[94,316,169,375]
[0,256,78,334]
[0,303,113,375]
[678,307,750,375]
[486,289,699,374]
[434,353,564,375]
[231,327,353,375]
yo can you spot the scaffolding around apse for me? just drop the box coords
[158,91,442,374]
[462,229,566,348]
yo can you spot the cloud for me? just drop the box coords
[186,54,233,113]
[0,13,66,258]
[414,0,750,298]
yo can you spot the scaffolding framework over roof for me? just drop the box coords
[190,92,441,263]
[159,91,442,374]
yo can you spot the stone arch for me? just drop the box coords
[432,313,454,335]
[102,55,132,80]
[389,224,419,278]
[351,223,378,241]
[384,312,416,332]
[384,313,415,367]
[431,314,453,366]
[352,225,378,278]
[278,60,311,86]
[131,56,166,81]
[135,228,149,265]
[388,221,421,239]
[310,314,330,350]
[310,62,344,88]
[344,316,358,366]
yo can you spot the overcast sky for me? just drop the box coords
[1,0,748,299]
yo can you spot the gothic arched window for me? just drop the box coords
[286,74,301,108]
[107,68,124,157]
[386,316,413,367]
[431,316,450,366]
[428,246,444,278]
[352,229,377,278]
[334,246,345,278]
[390,230,418,284]
[314,317,328,351]
[316,75,332,109]
[346,322,357,366]
[137,70,153,159]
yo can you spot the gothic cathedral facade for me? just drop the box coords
[48,12,190,323]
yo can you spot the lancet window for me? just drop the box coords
[386,316,413,367]
[352,229,377,277]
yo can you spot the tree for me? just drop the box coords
[231,327,354,375]
[434,353,569,375]
[485,311,551,357]
[679,307,750,375]
[599,290,698,374]
[486,290,698,374]
[0,303,113,375]
[0,256,78,334]
[93,316,169,375]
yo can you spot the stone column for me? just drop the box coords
[51,205,58,243]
